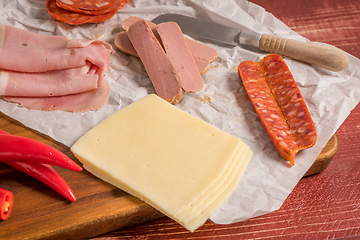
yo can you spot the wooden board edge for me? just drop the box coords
[303,134,338,177]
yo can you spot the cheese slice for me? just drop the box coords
[182,150,252,231]
[71,94,252,231]
[177,143,250,222]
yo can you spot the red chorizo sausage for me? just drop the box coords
[238,54,316,165]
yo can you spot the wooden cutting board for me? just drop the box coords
[0,111,338,240]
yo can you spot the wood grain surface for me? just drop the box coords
[0,112,163,240]
[91,0,360,239]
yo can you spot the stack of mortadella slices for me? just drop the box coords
[115,17,219,104]
[0,23,114,112]
[46,0,130,25]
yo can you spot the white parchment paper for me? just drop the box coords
[1,0,360,224]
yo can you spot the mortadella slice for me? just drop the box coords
[120,16,218,63]
[185,38,218,63]
[157,22,204,93]
[128,20,183,104]
[114,31,210,76]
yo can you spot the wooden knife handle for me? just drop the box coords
[259,34,349,71]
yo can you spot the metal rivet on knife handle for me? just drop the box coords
[258,34,349,72]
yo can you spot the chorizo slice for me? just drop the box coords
[47,0,116,25]
[55,0,116,11]
[55,0,129,15]
[238,54,316,165]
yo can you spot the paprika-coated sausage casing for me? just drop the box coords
[238,54,317,165]
[260,54,317,149]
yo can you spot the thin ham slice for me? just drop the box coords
[0,62,99,97]
[0,23,114,112]
[128,20,183,104]
[0,23,114,72]
[2,68,110,112]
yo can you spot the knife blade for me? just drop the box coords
[152,13,349,72]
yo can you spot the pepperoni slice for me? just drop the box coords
[55,0,129,15]
[238,54,317,165]
[56,0,116,11]
[47,0,117,25]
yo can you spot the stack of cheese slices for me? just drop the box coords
[71,94,253,232]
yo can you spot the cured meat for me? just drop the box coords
[185,38,218,63]
[114,31,210,76]
[157,22,204,92]
[114,31,140,57]
[2,69,110,112]
[260,54,317,150]
[238,54,316,165]
[0,63,98,97]
[121,16,144,31]
[121,16,162,40]
[0,23,114,72]
[0,24,114,112]
[120,16,218,63]
[56,0,116,11]
[55,0,129,15]
[128,20,183,104]
[46,0,117,25]
[194,56,211,76]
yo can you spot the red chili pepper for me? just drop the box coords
[0,129,79,201]
[0,130,82,171]
[0,187,14,220]
[5,162,76,202]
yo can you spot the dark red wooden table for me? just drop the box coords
[91,0,360,239]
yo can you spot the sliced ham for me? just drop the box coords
[2,68,110,112]
[114,31,210,76]
[0,62,99,97]
[120,16,218,63]
[0,23,114,112]
[157,22,204,93]
[0,23,114,72]
[128,20,183,104]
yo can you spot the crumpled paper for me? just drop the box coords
[1,0,360,225]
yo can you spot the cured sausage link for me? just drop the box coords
[260,54,317,150]
[238,54,316,165]
[238,61,299,164]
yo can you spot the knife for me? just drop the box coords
[152,13,349,72]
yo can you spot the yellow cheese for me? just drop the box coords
[71,94,252,232]
[181,150,252,230]
[177,143,251,222]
